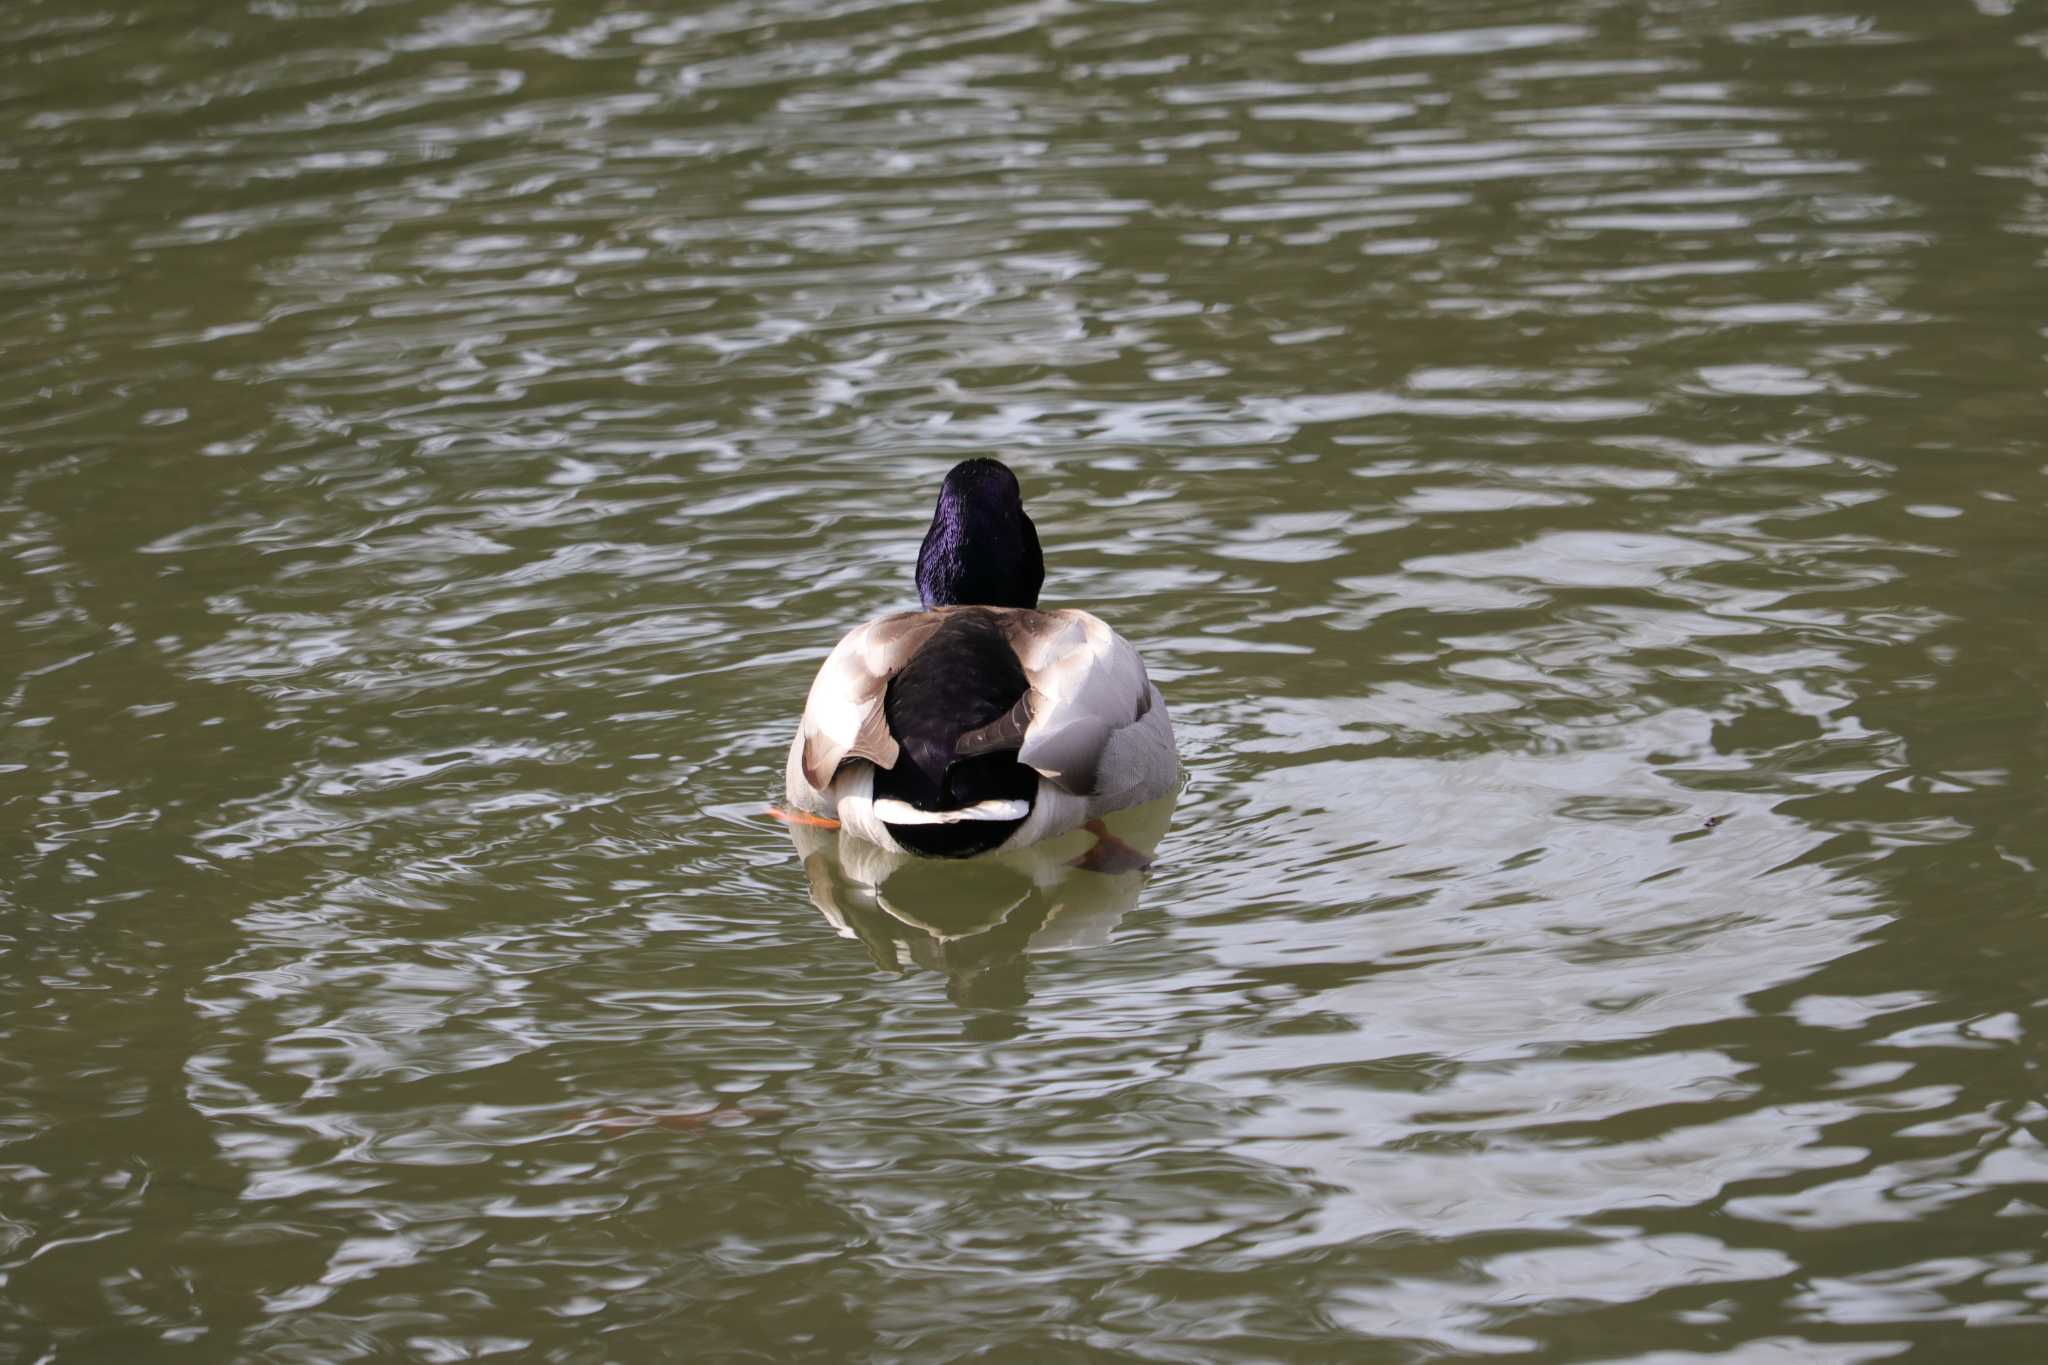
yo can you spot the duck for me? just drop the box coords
[780,458,1177,861]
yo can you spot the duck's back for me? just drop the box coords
[872,610,1038,856]
[785,605,1176,854]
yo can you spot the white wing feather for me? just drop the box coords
[790,612,943,793]
[1006,610,1156,797]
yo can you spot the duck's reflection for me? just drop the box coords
[788,794,1177,1009]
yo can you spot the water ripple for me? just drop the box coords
[5,0,2048,1356]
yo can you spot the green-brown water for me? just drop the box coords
[5,0,2048,1358]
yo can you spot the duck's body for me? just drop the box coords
[785,603,1176,856]
[783,460,1177,859]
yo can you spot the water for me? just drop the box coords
[4,0,2047,1358]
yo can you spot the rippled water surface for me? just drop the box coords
[6,0,2048,1358]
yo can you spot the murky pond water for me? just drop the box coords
[5,0,2048,1358]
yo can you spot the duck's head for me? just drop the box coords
[916,458,1044,610]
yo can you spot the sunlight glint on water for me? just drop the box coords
[3,0,2046,1358]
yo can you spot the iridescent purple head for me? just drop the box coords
[915,458,1044,610]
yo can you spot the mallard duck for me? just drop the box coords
[782,458,1177,859]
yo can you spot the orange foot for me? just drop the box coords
[1070,818,1154,874]
[764,806,840,830]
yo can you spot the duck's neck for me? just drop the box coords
[916,485,1043,610]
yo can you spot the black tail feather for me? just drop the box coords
[875,610,1036,857]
